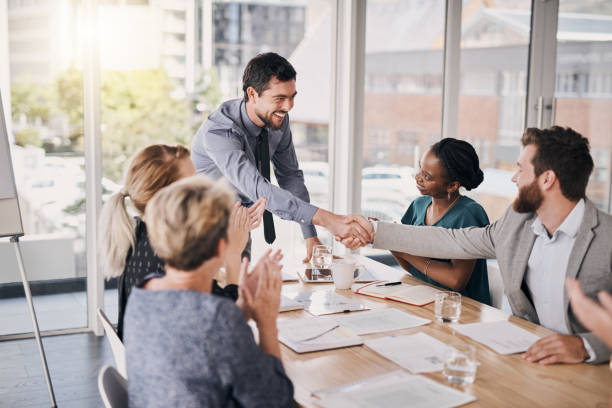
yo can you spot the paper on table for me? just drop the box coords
[279,316,339,342]
[281,260,302,281]
[451,320,541,354]
[278,316,363,353]
[279,295,304,312]
[284,290,369,315]
[365,332,448,373]
[313,370,476,408]
[332,308,431,335]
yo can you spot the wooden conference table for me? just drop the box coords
[276,256,612,408]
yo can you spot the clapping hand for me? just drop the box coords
[227,197,267,255]
[566,278,612,349]
[236,248,283,323]
[247,197,267,230]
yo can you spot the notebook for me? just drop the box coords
[354,282,441,306]
[278,316,363,353]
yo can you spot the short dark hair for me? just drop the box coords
[430,138,484,191]
[242,53,297,102]
[521,126,593,201]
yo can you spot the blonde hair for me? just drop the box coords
[145,176,234,271]
[98,144,190,278]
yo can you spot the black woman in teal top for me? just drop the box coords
[391,138,492,305]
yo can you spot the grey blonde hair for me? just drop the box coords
[145,176,234,271]
[98,144,190,278]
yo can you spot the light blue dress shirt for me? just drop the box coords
[525,199,595,360]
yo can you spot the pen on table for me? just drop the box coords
[376,281,402,287]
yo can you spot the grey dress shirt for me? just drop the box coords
[191,98,318,239]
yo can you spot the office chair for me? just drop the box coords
[97,308,127,378]
[98,365,128,408]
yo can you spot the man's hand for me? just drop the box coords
[303,236,322,263]
[566,278,612,349]
[523,333,588,364]
[312,209,373,246]
[334,215,375,250]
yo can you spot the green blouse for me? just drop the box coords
[400,195,491,305]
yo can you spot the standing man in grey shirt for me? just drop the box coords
[192,52,372,261]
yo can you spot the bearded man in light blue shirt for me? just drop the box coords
[345,126,612,365]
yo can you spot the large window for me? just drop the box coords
[361,0,446,256]
[2,0,89,335]
[457,0,532,222]
[553,2,612,212]
[209,0,334,261]
[95,0,332,323]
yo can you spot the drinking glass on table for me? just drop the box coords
[435,291,461,322]
[443,342,477,385]
[312,245,333,269]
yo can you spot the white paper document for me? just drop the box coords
[451,320,541,354]
[365,332,448,373]
[332,308,431,335]
[281,260,301,281]
[278,316,363,353]
[284,290,369,315]
[279,295,304,312]
[313,370,476,408]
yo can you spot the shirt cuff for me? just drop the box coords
[367,220,378,247]
[295,203,318,239]
[582,337,596,363]
[300,224,317,239]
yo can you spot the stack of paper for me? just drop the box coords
[364,332,449,373]
[312,370,476,408]
[355,283,440,306]
[451,320,540,354]
[278,316,363,353]
[331,308,431,335]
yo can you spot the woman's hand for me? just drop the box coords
[247,197,266,230]
[238,249,283,328]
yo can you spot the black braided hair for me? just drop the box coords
[430,138,484,191]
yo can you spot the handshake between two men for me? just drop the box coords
[310,209,374,251]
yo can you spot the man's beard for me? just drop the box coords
[255,111,284,130]
[513,179,543,213]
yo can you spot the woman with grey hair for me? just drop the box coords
[125,175,293,407]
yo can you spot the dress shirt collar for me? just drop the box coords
[530,198,585,242]
[240,100,264,138]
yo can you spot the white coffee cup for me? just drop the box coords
[331,260,356,290]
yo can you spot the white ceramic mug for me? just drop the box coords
[331,260,356,290]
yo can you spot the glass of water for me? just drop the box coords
[312,245,333,269]
[443,342,477,385]
[435,291,461,322]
